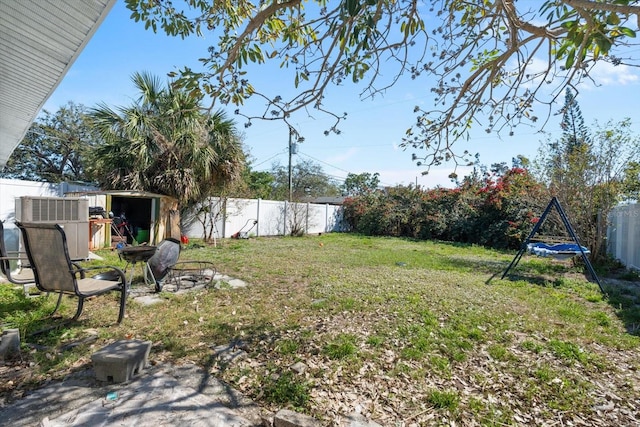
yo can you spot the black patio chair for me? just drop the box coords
[148,238,216,292]
[16,222,128,323]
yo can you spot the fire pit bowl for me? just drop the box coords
[118,245,157,263]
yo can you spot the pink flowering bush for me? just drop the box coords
[342,168,547,249]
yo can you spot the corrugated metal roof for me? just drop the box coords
[0,0,116,167]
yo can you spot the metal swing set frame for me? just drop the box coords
[501,197,605,295]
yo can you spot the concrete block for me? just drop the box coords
[91,339,151,383]
[0,328,21,361]
[274,409,322,427]
[261,412,275,427]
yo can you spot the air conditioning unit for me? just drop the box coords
[15,197,89,260]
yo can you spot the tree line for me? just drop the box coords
[343,90,640,262]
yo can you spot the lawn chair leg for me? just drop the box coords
[117,286,127,323]
[72,297,85,321]
[50,292,64,317]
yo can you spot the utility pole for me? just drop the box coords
[288,128,293,202]
[288,127,303,202]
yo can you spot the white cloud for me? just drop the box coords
[507,55,639,94]
[524,57,551,82]
[585,61,639,87]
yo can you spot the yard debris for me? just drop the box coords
[227,308,640,426]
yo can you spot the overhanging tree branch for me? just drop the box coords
[126,0,640,172]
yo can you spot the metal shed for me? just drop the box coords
[67,190,180,250]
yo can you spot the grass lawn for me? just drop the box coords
[1,233,639,425]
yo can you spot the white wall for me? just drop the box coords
[0,178,59,219]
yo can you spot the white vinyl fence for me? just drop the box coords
[608,203,640,271]
[183,197,346,239]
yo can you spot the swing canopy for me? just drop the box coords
[527,242,590,260]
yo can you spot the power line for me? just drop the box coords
[297,151,353,175]
[308,143,393,150]
[297,151,397,187]
[250,149,287,168]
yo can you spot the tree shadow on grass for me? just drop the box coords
[1,318,274,426]
[486,258,640,336]
[196,319,311,413]
[0,287,96,348]
[438,252,570,277]
[0,285,44,314]
[602,280,640,335]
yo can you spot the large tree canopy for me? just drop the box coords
[126,0,640,172]
[1,102,96,183]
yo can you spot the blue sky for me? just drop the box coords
[43,1,640,189]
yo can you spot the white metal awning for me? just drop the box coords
[0,0,116,168]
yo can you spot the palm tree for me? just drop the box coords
[89,72,245,208]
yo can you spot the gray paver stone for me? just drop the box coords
[274,409,322,427]
[91,339,151,383]
[213,344,248,364]
[260,412,275,427]
[340,412,383,427]
[134,295,165,305]
[226,278,248,289]
[290,362,307,375]
[0,328,20,360]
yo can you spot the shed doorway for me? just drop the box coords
[111,196,153,244]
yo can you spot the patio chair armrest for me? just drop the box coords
[0,254,32,268]
[0,256,35,284]
[0,255,25,261]
[3,250,29,258]
[70,261,85,278]
[72,265,126,283]
[0,254,30,264]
